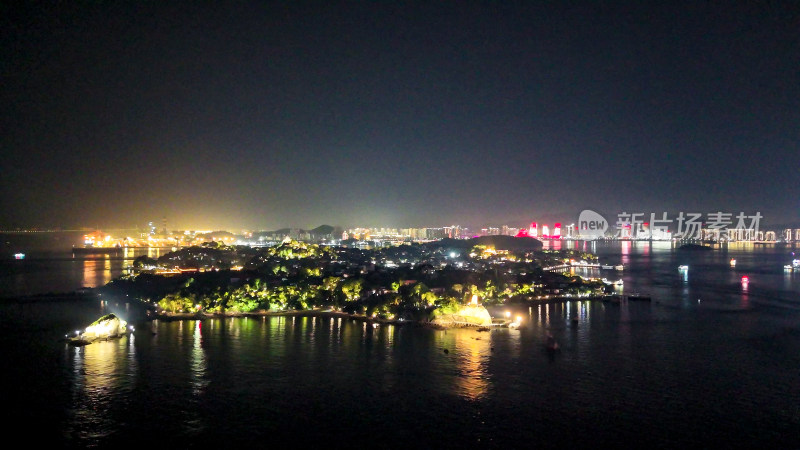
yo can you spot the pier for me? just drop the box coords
[543,262,602,272]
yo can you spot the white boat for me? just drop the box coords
[13,253,25,260]
[601,265,614,269]
[730,258,736,267]
[613,279,624,286]
[614,265,624,271]
[678,265,689,271]
[793,259,800,268]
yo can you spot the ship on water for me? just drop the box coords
[72,245,122,254]
[72,229,176,254]
[72,230,123,254]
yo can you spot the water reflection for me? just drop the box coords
[435,329,491,400]
[191,321,208,395]
[80,256,115,288]
[66,336,136,441]
[621,240,631,265]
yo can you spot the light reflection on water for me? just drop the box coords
[3,242,800,446]
[1,248,169,297]
[44,296,800,448]
[66,335,136,441]
[434,328,492,400]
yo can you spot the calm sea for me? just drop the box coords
[1,241,799,448]
[0,248,171,298]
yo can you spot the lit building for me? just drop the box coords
[565,223,575,238]
[619,223,631,239]
[636,222,650,239]
[541,224,549,238]
[529,222,538,237]
[553,223,561,238]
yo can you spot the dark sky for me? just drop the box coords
[2,1,798,230]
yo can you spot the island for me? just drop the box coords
[99,237,612,326]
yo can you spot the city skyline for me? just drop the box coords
[2,2,798,230]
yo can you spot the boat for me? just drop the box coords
[730,258,736,267]
[613,279,624,286]
[614,264,624,271]
[678,265,689,271]
[13,252,25,260]
[601,264,614,269]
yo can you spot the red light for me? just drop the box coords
[741,276,749,282]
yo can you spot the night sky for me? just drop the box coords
[2,2,798,230]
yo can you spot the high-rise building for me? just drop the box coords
[565,223,575,239]
[541,224,549,237]
[529,222,538,237]
[553,223,561,238]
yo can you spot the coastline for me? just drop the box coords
[150,309,415,326]
[148,294,626,326]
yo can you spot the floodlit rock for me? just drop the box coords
[80,314,128,341]
[432,305,493,327]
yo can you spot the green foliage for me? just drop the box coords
[434,296,460,315]
[89,313,119,325]
[132,237,605,319]
[158,293,196,313]
[340,278,364,303]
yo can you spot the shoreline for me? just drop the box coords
[148,294,630,326]
[150,309,415,326]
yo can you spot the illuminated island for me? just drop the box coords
[67,313,133,345]
[97,238,611,327]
